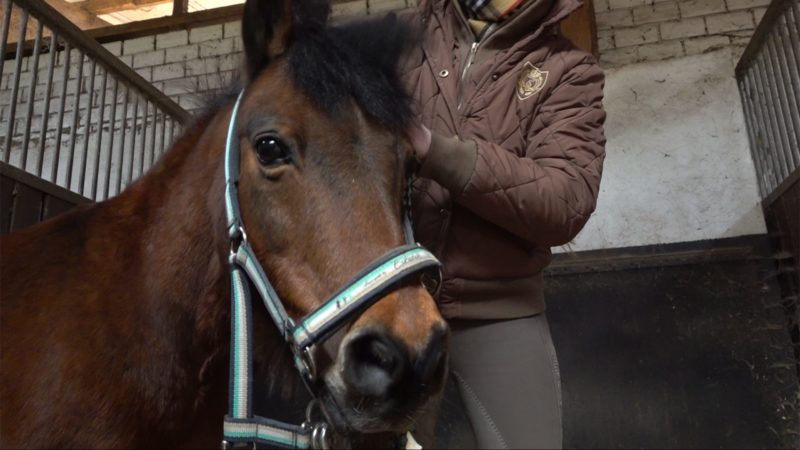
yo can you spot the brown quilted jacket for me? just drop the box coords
[401,0,606,319]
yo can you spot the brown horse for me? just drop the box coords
[0,0,448,447]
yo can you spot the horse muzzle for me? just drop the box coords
[323,323,449,435]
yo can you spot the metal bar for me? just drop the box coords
[103,78,118,199]
[172,118,179,140]
[154,113,161,157]
[65,50,84,188]
[763,46,795,181]
[0,0,13,82]
[50,42,72,183]
[12,0,189,125]
[767,32,800,173]
[785,7,800,161]
[164,117,172,155]
[90,69,108,200]
[3,7,28,164]
[774,14,800,167]
[138,101,149,176]
[736,0,794,75]
[746,66,779,193]
[752,54,788,188]
[126,94,139,185]
[78,59,96,194]
[762,35,797,177]
[159,113,166,156]
[20,20,44,172]
[743,72,773,197]
[115,85,129,195]
[738,77,767,198]
[148,103,157,169]
[788,3,800,77]
[35,30,58,178]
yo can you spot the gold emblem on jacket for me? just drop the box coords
[517,62,548,100]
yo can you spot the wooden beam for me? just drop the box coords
[6,0,109,44]
[44,0,110,29]
[172,0,187,16]
[87,4,243,42]
[78,0,171,15]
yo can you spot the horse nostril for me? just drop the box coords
[415,326,448,387]
[366,339,396,372]
[344,331,407,398]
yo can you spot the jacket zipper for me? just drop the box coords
[457,23,497,112]
[457,42,478,111]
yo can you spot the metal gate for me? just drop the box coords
[736,0,800,416]
[0,0,189,231]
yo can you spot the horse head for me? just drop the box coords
[229,0,448,443]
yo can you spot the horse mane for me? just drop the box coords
[288,14,419,132]
[202,13,418,133]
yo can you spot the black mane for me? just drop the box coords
[204,12,418,133]
[287,14,418,132]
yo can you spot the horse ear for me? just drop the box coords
[241,0,293,79]
[241,0,330,80]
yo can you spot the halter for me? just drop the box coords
[221,91,441,449]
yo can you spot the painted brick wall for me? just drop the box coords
[0,0,772,248]
[105,0,772,109]
[594,0,771,66]
[108,0,411,113]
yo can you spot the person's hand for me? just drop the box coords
[406,122,432,162]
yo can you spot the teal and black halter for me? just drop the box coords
[221,91,441,449]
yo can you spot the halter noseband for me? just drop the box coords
[222,91,441,449]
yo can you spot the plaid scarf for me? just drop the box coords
[460,0,528,36]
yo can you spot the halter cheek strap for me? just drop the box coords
[222,91,441,449]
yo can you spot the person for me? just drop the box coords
[400,0,606,448]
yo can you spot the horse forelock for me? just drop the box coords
[286,16,418,133]
[202,13,418,136]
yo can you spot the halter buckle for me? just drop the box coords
[229,225,249,257]
[293,344,318,387]
[421,266,443,297]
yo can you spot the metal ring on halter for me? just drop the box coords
[311,423,330,450]
[420,266,443,297]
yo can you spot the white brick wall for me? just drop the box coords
[595,0,768,66]
[156,30,188,49]
[0,0,412,199]
[0,0,766,139]
[0,0,772,250]
[98,0,414,115]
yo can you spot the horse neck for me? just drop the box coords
[117,111,233,383]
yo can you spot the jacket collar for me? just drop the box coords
[435,0,583,51]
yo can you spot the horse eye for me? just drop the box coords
[254,136,290,166]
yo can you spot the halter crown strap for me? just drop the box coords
[225,90,246,239]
